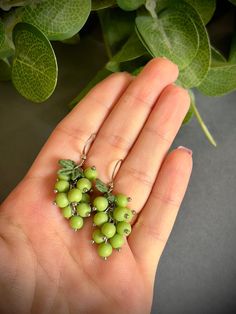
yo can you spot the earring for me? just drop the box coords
[91,159,136,260]
[53,134,97,231]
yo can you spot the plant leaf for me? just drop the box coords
[69,67,112,109]
[184,0,216,24]
[0,0,32,10]
[107,194,115,203]
[95,179,109,193]
[157,0,210,88]
[135,8,199,70]
[117,0,145,11]
[12,22,58,103]
[228,0,236,5]
[92,0,116,10]
[58,159,76,169]
[22,0,91,40]
[57,168,73,176]
[229,34,236,64]
[98,8,135,57]
[106,31,147,71]
[0,58,11,81]
[0,22,4,49]
[182,90,194,125]
[211,46,226,64]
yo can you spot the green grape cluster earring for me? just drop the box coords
[53,136,136,260]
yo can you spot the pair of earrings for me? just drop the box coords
[53,134,136,260]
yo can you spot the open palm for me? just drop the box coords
[0,58,192,314]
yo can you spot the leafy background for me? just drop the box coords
[0,0,235,145]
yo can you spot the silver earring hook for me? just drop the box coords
[108,159,123,192]
[79,133,96,166]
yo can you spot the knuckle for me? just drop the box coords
[100,133,131,152]
[151,191,181,208]
[124,166,153,187]
[136,219,168,244]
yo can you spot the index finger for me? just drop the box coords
[26,72,132,179]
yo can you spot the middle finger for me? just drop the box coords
[86,58,179,181]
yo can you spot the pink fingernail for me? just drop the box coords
[177,146,193,156]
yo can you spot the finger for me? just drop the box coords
[114,84,190,214]
[86,58,179,181]
[26,72,132,179]
[129,147,193,283]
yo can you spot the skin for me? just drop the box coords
[0,58,192,314]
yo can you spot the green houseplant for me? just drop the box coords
[0,0,236,146]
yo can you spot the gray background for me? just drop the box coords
[0,35,236,314]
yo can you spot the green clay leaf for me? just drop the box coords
[95,179,109,193]
[0,58,11,81]
[135,9,199,70]
[98,8,135,57]
[59,159,76,169]
[117,0,145,11]
[92,0,116,10]
[69,68,112,109]
[184,0,216,24]
[22,0,91,40]
[157,0,210,88]
[71,167,84,181]
[106,31,147,71]
[57,168,73,176]
[12,22,58,103]
[106,194,115,203]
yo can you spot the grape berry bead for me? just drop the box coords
[81,193,91,203]
[76,203,91,217]
[109,234,124,249]
[116,221,132,236]
[70,216,83,231]
[54,180,70,193]
[93,212,108,226]
[101,222,116,239]
[76,178,92,193]
[55,193,69,208]
[67,188,82,203]
[93,196,108,212]
[98,242,113,259]
[84,166,98,181]
[61,205,73,219]
[113,206,128,222]
[58,173,70,181]
[92,229,106,244]
[115,193,129,207]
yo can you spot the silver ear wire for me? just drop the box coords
[78,133,96,166]
[108,159,123,193]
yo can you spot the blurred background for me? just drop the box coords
[0,1,236,313]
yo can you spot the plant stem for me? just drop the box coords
[191,101,217,147]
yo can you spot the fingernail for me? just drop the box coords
[177,146,193,156]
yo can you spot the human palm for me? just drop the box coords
[0,58,192,314]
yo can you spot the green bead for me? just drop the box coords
[98,242,113,258]
[58,173,70,181]
[54,180,70,193]
[116,221,131,236]
[67,188,82,203]
[113,207,127,222]
[92,229,105,244]
[76,178,92,193]
[93,212,108,226]
[109,234,124,249]
[115,193,128,207]
[124,208,133,223]
[76,203,91,217]
[61,205,72,219]
[84,166,98,181]
[55,193,69,208]
[70,216,83,230]
[81,193,91,203]
[101,222,116,239]
[93,196,108,211]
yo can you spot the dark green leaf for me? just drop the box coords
[0,0,32,10]
[95,179,109,193]
[211,46,226,64]
[58,159,76,169]
[98,8,135,57]
[107,194,115,203]
[184,0,216,24]
[71,167,84,181]
[57,168,73,176]
[12,22,58,102]
[69,68,112,109]
[22,0,91,40]
[117,0,145,11]
[0,58,11,81]
[157,0,210,88]
[92,0,116,10]
[228,0,236,5]
[135,8,199,70]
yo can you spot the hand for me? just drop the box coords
[0,58,192,314]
